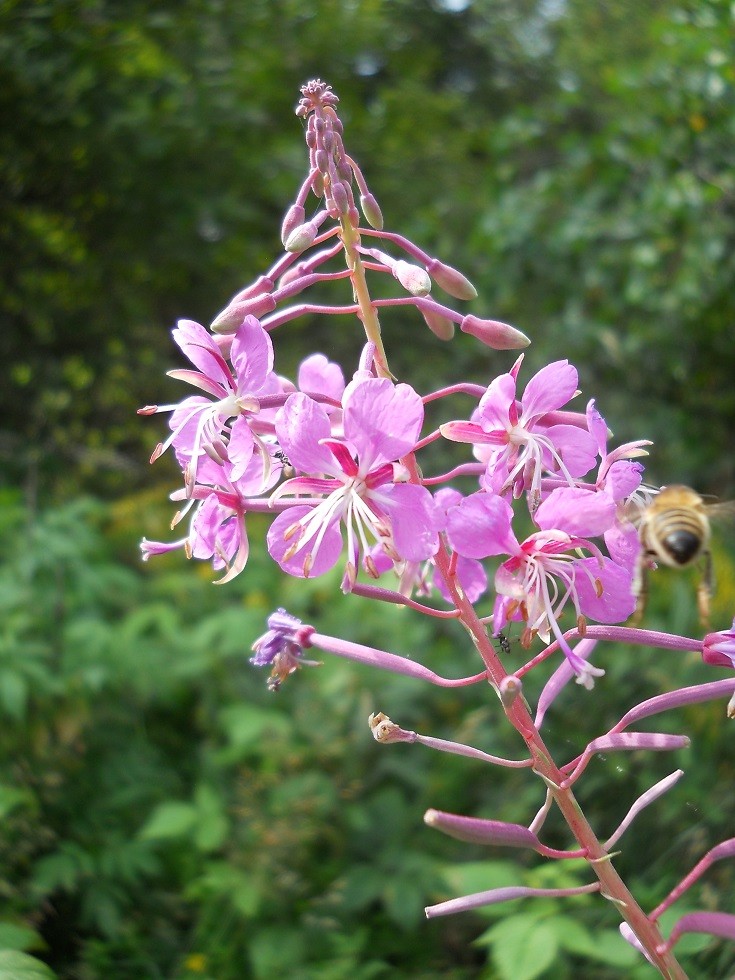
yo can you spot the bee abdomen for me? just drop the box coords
[661,529,702,565]
[656,510,707,566]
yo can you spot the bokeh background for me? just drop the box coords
[1,1,734,977]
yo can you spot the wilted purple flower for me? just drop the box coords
[251,609,321,691]
[267,377,439,589]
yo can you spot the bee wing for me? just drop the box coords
[705,499,735,524]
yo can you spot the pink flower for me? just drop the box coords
[702,619,735,668]
[141,447,281,583]
[446,488,635,674]
[441,356,597,508]
[143,316,280,492]
[266,377,439,589]
[585,399,651,575]
[297,353,345,405]
[370,488,488,603]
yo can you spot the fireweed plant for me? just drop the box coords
[140,80,735,977]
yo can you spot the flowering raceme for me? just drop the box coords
[139,79,735,977]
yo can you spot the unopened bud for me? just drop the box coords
[315,148,329,173]
[426,259,477,300]
[231,276,275,303]
[421,307,455,341]
[210,295,276,334]
[360,192,383,230]
[460,314,531,350]
[394,260,431,296]
[424,809,540,850]
[281,204,306,247]
[285,219,321,254]
[331,180,350,215]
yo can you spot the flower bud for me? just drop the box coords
[359,192,383,230]
[315,148,329,173]
[426,258,477,300]
[230,276,275,303]
[285,219,322,254]
[210,294,276,334]
[460,314,531,350]
[280,204,306,248]
[394,260,432,296]
[420,307,455,341]
[311,172,324,198]
[424,809,541,850]
[331,180,350,215]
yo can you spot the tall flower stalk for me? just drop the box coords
[141,80,735,978]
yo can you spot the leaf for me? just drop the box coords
[485,915,559,980]
[0,784,35,820]
[0,922,43,952]
[0,670,28,720]
[187,862,262,918]
[138,801,198,840]
[217,704,291,754]
[0,950,57,980]
[192,784,229,853]
[557,919,638,967]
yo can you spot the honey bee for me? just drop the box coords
[632,484,734,628]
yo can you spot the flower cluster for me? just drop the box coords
[139,80,735,975]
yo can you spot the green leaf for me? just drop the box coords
[0,784,35,820]
[0,950,56,980]
[0,922,43,952]
[192,785,229,853]
[217,704,291,754]
[185,861,262,918]
[557,919,638,967]
[0,670,28,720]
[138,801,198,840]
[484,915,559,980]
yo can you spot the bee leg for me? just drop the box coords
[697,550,713,630]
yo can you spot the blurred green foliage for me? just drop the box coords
[2,0,735,977]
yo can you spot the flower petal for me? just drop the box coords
[446,492,517,559]
[298,353,345,402]
[535,487,616,538]
[267,506,343,577]
[343,378,423,469]
[230,315,274,392]
[379,483,439,562]
[275,393,338,475]
[521,360,578,420]
[172,319,231,387]
[574,557,636,623]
